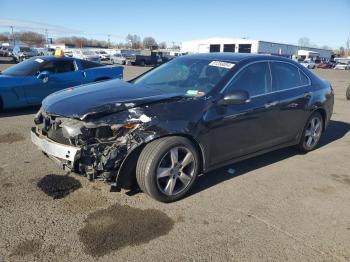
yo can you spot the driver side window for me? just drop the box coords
[225,62,271,97]
[39,61,75,74]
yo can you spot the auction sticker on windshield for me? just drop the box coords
[35,58,44,63]
[209,61,235,69]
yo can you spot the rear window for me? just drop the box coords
[80,59,103,69]
[271,62,307,91]
[299,70,310,86]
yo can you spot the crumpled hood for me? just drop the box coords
[42,79,183,120]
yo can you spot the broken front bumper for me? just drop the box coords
[31,127,80,170]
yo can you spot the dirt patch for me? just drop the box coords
[10,239,42,257]
[78,203,174,257]
[0,133,25,144]
[313,186,336,194]
[62,189,108,213]
[2,182,14,189]
[37,174,82,199]
[331,174,350,185]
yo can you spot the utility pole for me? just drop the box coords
[107,34,111,63]
[45,29,49,47]
[10,26,15,46]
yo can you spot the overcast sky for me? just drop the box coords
[0,0,349,48]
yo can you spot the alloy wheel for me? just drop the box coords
[304,116,322,148]
[156,146,195,196]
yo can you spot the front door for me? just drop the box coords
[205,61,283,166]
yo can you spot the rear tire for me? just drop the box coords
[136,137,199,202]
[298,112,323,152]
[346,85,350,100]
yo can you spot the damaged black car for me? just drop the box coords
[31,53,334,202]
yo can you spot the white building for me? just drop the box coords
[181,37,333,60]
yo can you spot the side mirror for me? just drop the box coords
[37,71,49,83]
[218,90,250,106]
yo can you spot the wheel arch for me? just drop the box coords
[312,107,327,133]
[116,133,206,189]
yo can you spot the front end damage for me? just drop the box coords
[31,106,156,189]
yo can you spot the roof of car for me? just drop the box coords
[184,53,291,63]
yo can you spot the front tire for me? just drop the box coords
[298,112,323,152]
[136,137,200,202]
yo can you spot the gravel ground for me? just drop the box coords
[0,57,350,262]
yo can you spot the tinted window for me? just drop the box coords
[225,62,271,96]
[271,62,302,91]
[80,60,103,69]
[39,61,75,74]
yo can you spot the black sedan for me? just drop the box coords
[31,53,334,202]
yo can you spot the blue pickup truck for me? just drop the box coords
[0,56,123,110]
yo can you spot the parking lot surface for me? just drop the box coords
[0,57,350,261]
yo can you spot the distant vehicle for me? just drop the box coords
[111,53,127,65]
[300,59,316,69]
[31,48,39,56]
[39,48,55,56]
[334,62,350,70]
[169,51,188,57]
[0,46,13,57]
[0,56,123,110]
[71,49,101,63]
[12,45,38,62]
[316,62,334,69]
[132,53,162,66]
[64,50,73,57]
[95,50,110,61]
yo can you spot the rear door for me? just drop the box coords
[270,61,312,142]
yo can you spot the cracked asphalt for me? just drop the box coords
[0,57,350,261]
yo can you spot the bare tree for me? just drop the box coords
[55,36,109,48]
[6,31,46,46]
[158,41,167,49]
[320,45,331,50]
[0,33,9,42]
[298,37,318,48]
[143,37,157,50]
[338,46,345,57]
[126,34,142,49]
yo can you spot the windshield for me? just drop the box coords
[2,58,43,76]
[134,58,234,94]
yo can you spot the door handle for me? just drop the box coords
[264,101,278,108]
[304,91,312,98]
[82,71,87,77]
